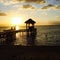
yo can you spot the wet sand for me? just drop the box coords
[0,46,60,60]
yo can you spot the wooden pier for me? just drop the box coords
[0,18,37,46]
[0,28,37,45]
[0,29,26,38]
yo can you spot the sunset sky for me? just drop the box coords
[0,0,60,26]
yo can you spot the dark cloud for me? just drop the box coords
[17,0,45,4]
[42,4,60,10]
[42,4,54,9]
[0,0,45,6]
[0,13,6,16]
[56,0,60,1]
[56,5,60,9]
[22,4,35,9]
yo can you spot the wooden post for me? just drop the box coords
[26,28,37,46]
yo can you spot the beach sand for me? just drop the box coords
[0,46,60,60]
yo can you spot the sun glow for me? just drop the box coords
[15,26,20,30]
[12,17,23,26]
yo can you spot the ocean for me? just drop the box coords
[0,25,60,46]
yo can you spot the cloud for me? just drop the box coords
[56,16,60,18]
[0,0,45,6]
[22,4,35,9]
[41,4,60,10]
[42,4,54,9]
[0,0,19,5]
[16,0,45,4]
[56,0,60,1]
[55,5,60,9]
[0,13,7,16]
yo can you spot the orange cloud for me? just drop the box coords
[16,0,45,4]
[0,12,7,16]
[42,4,54,9]
[0,0,19,5]
[41,4,60,10]
[55,5,60,9]
[22,4,35,9]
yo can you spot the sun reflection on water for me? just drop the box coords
[15,26,20,30]
[14,26,27,45]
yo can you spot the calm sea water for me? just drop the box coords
[0,25,60,46]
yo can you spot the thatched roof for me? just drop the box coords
[25,19,36,24]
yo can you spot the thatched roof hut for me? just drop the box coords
[25,19,36,24]
[25,19,36,29]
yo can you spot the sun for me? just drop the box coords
[12,17,23,26]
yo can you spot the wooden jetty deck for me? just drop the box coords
[0,28,37,35]
[0,29,27,35]
[0,28,37,45]
[15,29,27,33]
[0,29,27,42]
[0,18,37,45]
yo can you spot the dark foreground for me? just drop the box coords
[0,46,60,60]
